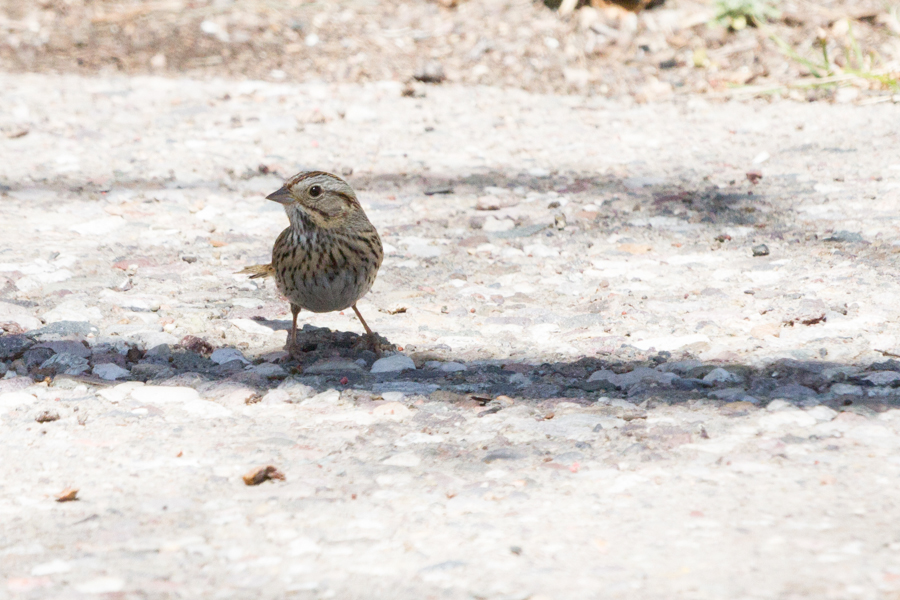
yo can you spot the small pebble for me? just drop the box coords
[414,61,445,83]
[35,410,60,423]
[39,352,90,376]
[371,354,416,374]
[92,363,131,381]
[251,362,287,379]
[210,348,249,365]
[703,367,743,384]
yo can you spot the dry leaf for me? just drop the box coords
[56,488,79,502]
[242,465,286,486]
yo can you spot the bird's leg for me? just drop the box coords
[351,304,376,348]
[290,304,301,348]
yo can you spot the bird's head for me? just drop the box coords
[267,171,363,230]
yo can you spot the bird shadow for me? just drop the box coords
[0,167,879,415]
[5,320,890,419]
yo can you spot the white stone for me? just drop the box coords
[523,243,560,258]
[301,389,342,407]
[372,402,411,420]
[289,537,321,556]
[806,405,838,422]
[276,379,316,402]
[703,368,743,384]
[215,388,256,405]
[31,559,72,575]
[344,105,377,122]
[97,382,144,403]
[92,363,131,381]
[100,291,157,311]
[511,413,625,441]
[381,392,405,403]
[834,87,859,104]
[200,20,229,42]
[231,297,263,309]
[766,400,793,412]
[0,392,36,415]
[69,216,126,236]
[482,216,516,232]
[396,432,444,445]
[261,389,291,404]
[0,301,41,330]
[35,269,73,284]
[439,362,467,372]
[42,300,103,324]
[371,354,416,373]
[133,331,178,349]
[632,334,710,351]
[879,409,900,422]
[401,238,444,258]
[182,399,233,419]
[529,323,560,341]
[74,577,125,594]
[229,318,277,335]
[382,452,421,467]
[758,410,817,431]
[210,348,249,365]
[130,386,200,405]
[844,424,896,447]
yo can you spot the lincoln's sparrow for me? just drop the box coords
[239,171,383,349]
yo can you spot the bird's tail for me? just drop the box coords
[236,263,275,279]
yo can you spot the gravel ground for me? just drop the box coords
[3,0,899,102]
[2,74,900,598]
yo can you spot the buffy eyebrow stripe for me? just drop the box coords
[332,191,355,205]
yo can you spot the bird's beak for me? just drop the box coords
[266,186,292,205]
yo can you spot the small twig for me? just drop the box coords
[765,28,828,78]
[847,24,865,70]
[818,38,830,72]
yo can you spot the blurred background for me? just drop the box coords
[1,0,898,103]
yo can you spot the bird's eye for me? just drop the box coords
[309,185,323,198]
